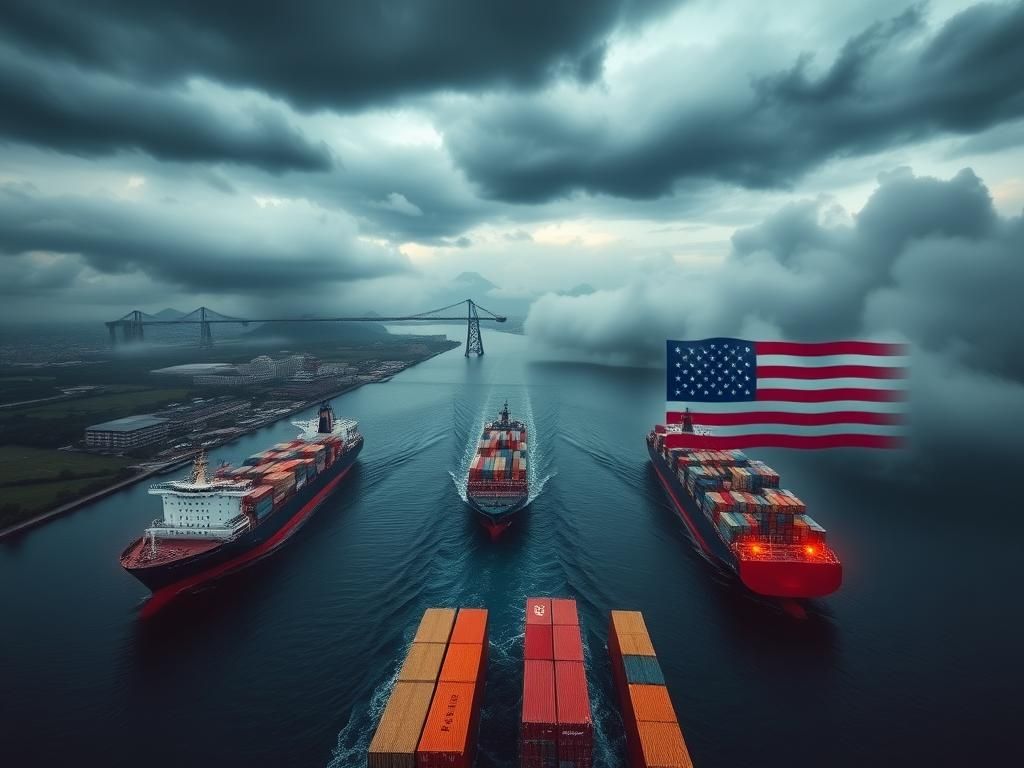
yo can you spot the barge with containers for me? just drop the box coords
[647,410,841,599]
[121,402,362,611]
[466,401,529,539]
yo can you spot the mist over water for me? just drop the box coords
[0,327,1017,767]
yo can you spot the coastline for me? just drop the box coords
[0,342,457,540]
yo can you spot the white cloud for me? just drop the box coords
[371,192,424,217]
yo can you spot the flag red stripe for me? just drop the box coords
[755,341,907,356]
[666,410,904,426]
[663,433,904,449]
[755,364,907,380]
[756,387,905,402]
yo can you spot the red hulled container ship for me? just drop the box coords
[121,402,362,613]
[466,401,529,539]
[646,410,841,599]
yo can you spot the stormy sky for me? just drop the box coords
[3,0,1024,435]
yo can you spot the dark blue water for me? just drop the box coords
[0,328,1017,767]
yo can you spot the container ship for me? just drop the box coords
[121,402,362,611]
[646,410,841,599]
[466,401,529,539]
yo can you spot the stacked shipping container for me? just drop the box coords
[369,608,455,768]
[368,608,488,768]
[417,608,489,767]
[229,433,345,512]
[521,598,592,768]
[672,448,827,549]
[469,427,528,486]
[608,611,693,768]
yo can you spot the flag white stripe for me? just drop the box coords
[756,354,909,368]
[755,377,907,390]
[681,423,905,438]
[666,400,907,414]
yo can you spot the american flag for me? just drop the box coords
[665,338,907,449]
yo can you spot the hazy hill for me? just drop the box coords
[244,320,389,344]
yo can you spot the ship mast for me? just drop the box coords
[191,450,208,485]
[500,400,510,426]
[682,408,694,434]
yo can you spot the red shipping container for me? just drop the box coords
[525,624,554,660]
[526,597,552,625]
[551,598,579,626]
[553,625,584,662]
[521,659,557,768]
[554,661,593,768]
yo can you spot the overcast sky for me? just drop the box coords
[1,0,1020,318]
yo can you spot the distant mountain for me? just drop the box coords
[244,320,389,344]
[152,308,187,320]
[453,271,498,293]
[561,284,596,297]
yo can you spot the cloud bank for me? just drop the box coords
[525,168,1024,457]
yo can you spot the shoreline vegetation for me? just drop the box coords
[0,339,458,538]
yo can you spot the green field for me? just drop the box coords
[0,446,136,528]
[0,477,115,528]
[0,446,132,484]
[12,388,190,420]
[0,375,58,404]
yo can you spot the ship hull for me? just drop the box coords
[647,441,841,599]
[467,494,528,539]
[122,442,361,609]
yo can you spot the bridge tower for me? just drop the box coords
[199,307,214,348]
[465,299,484,357]
[128,310,144,342]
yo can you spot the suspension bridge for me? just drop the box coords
[104,300,505,356]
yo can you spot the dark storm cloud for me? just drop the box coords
[0,0,678,111]
[449,3,1024,202]
[0,184,409,295]
[0,45,332,172]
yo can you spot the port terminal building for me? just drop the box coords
[85,415,170,450]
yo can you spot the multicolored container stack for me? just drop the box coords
[367,607,488,768]
[675,449,826,548]
[521,597,593,768]
[469,425,528,485]
[608,611,693,768]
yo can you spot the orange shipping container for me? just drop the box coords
[439,643,483,684]
[617,632,656,657]
[611,610,650,637]
[449,608,488,645]
[413,608,456,644]
[636,721,694,768]
[368,681,435,768]
[628,684,678,723]
[416,681,477,767]
[399,643,447,684]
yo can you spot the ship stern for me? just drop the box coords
[736,543,843,598]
